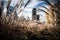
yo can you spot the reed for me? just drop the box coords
[0,14,60,40]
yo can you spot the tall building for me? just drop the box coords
[32,8,36,20]
[32,8,40,21]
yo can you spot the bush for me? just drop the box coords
[0,14,60,40]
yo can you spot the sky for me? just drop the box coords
[3,0,51,22]
[22,0,49,22]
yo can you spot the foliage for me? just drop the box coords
[0,14,60,40]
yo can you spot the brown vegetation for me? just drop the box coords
[0,14,60,40]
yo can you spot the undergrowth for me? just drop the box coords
[0,14,60,40]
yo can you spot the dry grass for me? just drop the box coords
[0,14,60,40]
